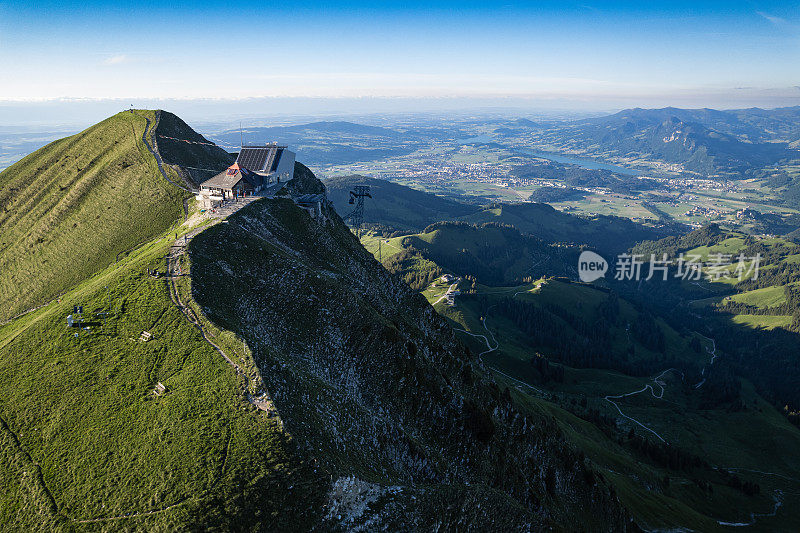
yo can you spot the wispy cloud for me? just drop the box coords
[101,54,129,66]
[756,11,786,25]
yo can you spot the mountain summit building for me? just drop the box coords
[198,144,296,208]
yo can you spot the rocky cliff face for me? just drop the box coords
[188,170,631,530]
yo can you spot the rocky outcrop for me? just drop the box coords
[188,170,631,530]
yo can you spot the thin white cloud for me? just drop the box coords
[756,11,786,25]
[101,54,129,66]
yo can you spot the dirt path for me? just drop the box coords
[74,500,190,524]
[164,232,272,413]
[135,110,192,193]
[0,415,62,521]
[602,337,716,443]
[602,373,675,443]
[453,305,543,394]
[693,333,717,388]
[432,282,459,306]
[717,490,784,527]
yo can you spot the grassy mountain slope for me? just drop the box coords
[0,110,188,322]
[362,215,676,291]
[461,202,676,255]
[187,190,630,529]
[449,279,703,374]
[388,221,578,285]
[0,110,329,530]
[154,110,234,186]
[0,211,325,531]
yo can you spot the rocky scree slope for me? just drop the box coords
[187,171,631,530]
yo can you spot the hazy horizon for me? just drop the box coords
[1,0,798,122]
[2,93,800,129]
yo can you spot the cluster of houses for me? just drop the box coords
[197,144,296,209]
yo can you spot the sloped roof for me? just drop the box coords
[237,145,286,174]
[201,162,262,190]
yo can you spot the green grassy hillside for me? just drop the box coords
[0,110,332,529]
[365,221,578,287]
[0,215,325,530]
[462,202,678,255]
[0,110,189,322]
[438,278,706,377]
[633,225,800,334]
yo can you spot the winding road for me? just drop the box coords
[602,369,682,443]
[601,329,718,444]
[453,305,543,395]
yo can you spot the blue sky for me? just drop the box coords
[0,1,798,108]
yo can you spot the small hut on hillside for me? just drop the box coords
[198,163,261,207]
[197,144,296,209]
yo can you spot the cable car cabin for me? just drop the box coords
[197,163,260,208]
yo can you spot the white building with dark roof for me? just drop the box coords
[197,143,296,209]
[198,162,261,206]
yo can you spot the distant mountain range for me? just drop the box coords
[524,106,800,175]
[615,106,800,144]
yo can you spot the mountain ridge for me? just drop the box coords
[0,110,189,322]
[0,110,632,531]
[188,183,631,529]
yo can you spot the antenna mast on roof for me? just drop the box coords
[240,121,243,149]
